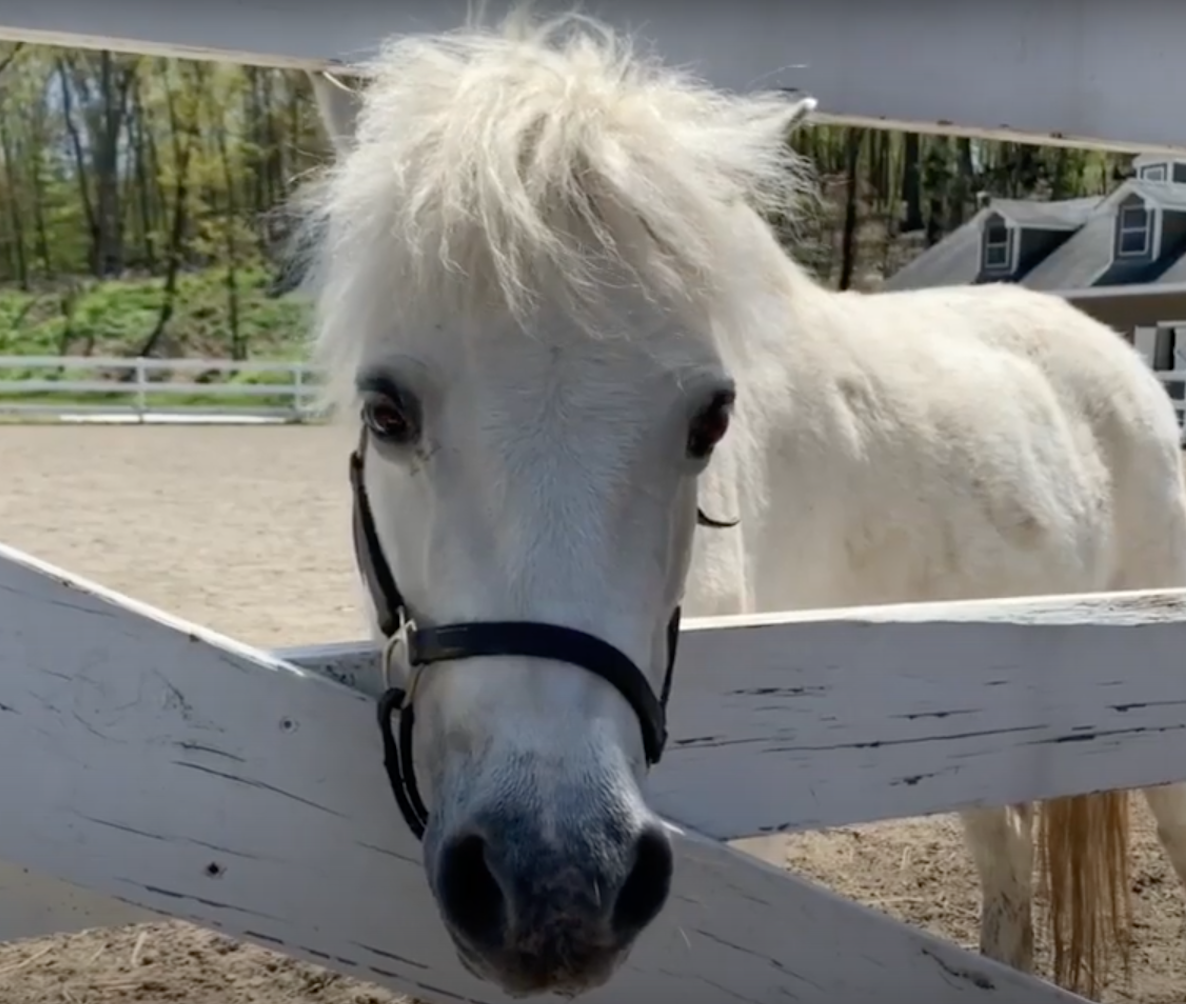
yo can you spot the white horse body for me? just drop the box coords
[690,279,1186,617]
[301,10,1186,998]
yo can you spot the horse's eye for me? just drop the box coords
[687,390,734,460]
[362,392,419,445]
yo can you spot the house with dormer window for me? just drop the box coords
[885,154,1186,343]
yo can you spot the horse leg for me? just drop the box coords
[959,803,1035,971]
[1112,455,1186,915]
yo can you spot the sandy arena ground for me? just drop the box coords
[0,424,1184,1003]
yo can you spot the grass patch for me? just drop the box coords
[0,265,311,361]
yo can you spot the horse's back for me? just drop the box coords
[884,283,1186,591]
[747,282,1185,610]
[879,283,1178,444]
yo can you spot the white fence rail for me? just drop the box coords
[8,541,1171,1003]
[0,354,319,422]
[4,0,1186,154]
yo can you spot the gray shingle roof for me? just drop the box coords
[1153,250,1186,284]
[880,217,984,291]
[991,196,1100,230]
[884,177,1186,293]
[1133,178,1186,212]
[1019,212,1115,290]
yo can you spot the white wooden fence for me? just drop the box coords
[6,541,1186,1003]
[6,0,1186,153]
[3,4,1186,1004]
[0,355,318,422]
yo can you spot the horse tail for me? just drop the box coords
[1037,790,1133,996]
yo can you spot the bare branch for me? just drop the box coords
[0,41,25,79]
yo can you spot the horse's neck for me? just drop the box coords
[684,245,843,619]
[719,216,838,377]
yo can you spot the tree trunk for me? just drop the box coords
[138,66,196,358]
[947,137,974,228]
[91,52,135,277]
[901,132,924,232]
[215,121,245,359]
[0,114,29,288]
[56,57,98,273]
[837,128,865,291]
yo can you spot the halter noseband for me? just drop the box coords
[350,425,735,840]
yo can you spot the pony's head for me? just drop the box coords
[297,7,813,996]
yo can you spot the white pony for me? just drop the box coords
[297,7,1186,999]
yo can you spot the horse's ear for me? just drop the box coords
[309,70,364,157]
[745,89,817,152]
[777,91,818,134]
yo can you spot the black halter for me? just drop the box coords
[350,425,736,840]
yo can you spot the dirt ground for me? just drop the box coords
[0,424,1183,1003]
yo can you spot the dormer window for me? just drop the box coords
[1117,202,1152,257]
[982,217,1013,272]
[1132,153,1186,184]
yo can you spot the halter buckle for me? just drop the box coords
[380,606,421,707]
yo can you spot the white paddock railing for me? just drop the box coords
[0,355,319,422]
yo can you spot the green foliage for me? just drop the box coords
[0,267,310,359]
[0,41,326,370]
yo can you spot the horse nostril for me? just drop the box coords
[438,833,506,947]
[611,822,674,937]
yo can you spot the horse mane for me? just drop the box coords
[292,5,814,411]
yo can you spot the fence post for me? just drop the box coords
[293,365,304,423]
[134,358,148,423]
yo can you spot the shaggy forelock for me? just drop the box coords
[292,5,813,412]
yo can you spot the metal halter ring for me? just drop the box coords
[380,609,420,697]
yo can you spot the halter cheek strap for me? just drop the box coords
[349,425,729,840]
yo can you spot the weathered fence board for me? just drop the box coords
[0,542,1084,1001]
[18,581,1186,947]
[284,587,1186,840]
[2,0,1185,153]
[26,569,1186,942]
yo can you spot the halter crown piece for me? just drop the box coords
[349,424,736,839]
